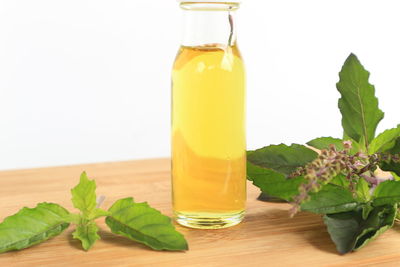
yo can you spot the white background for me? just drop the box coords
[1,0,399,170]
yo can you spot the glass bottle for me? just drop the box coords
[171,0,245,229]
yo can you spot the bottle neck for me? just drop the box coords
[180,2,239,47]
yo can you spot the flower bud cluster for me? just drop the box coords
[288,141,380,217]
[289,144,349,216]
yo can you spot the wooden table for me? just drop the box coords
[1,159,400,266]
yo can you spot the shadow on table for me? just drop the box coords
[390,223,400,234]
[66,229,147,251]
[99,229,150,249]
[66,229,83,250]
[244,207,338,254]
[67,229,186,253]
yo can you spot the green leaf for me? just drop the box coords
[72,221,100,251]
[361,203,373,220]
[247,162,304,201]
[307,137,344,150]
[71,172,97,215]
[356,178,371,202]
[247,144,317,176]
[300,184,358,214]
[307,137,360,154]
[105,198,188,251]
[324,210,360,254]
[70,172,108,250]
[336,53,384,149]
[387,138,400,153]
[373,180,400,206]
[378,138,400,176]
[330,174,350,188]
[324,205,396,254]
[0,203,70,253]
[369,125,400,154]
[354,205,397,251]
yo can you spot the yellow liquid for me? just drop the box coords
[171,44,246,229]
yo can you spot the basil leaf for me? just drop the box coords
[336,53,384,149]
[369,125,400,154]
[361,203,373,220]
[70,173,109,222]
[356,178,371,202]
[330,174,350,188]
[72,221,100,251]
[301,184,358,214]
[307,136,359,154]
[70,172,107,250]
[247,144,317,176]
[324,205,396,254]
[387,137,400,153]
[354,205,396,251]
[378,138,400,176]
[324,210,360,254]
[247,162,304,201]
[307,137,344,150]
[105,198,188,251]
[0,203,70,253]
[373,180,400,206]
[71,172,97,215]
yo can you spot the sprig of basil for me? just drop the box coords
[247,53,400,254]
[0,172,188,254]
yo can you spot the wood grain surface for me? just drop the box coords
[1,159,400,267]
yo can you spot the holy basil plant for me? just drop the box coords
[0,172,188,253]
[247,53,400,254]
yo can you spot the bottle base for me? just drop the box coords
[174,210,244,229]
